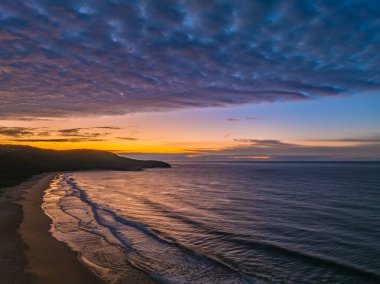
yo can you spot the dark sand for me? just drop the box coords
[0,188,29,283]
[0,174,105,284]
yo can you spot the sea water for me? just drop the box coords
[42,162,380,283]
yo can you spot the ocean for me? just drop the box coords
[42,162,380,283]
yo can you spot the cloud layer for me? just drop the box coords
[0,0,379,117]
[0,125,134,142]
[167,138,380,161]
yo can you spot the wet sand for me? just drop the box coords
[0,173,105,284]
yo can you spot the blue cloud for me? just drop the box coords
[0,0,379,117]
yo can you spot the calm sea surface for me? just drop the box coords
[42,162,380,283]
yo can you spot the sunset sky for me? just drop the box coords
[0,0,379,160]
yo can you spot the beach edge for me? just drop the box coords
[1,173,105,284]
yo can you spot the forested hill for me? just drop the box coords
[0,145,170,189]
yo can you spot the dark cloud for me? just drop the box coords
[233,139,296,147]
[0,127,35,137]
[93,126,121,130]
[0,126,121,140]
[13,138,105,142]
[35,130,51,137]
[227,117,259,121]
[309,136,380,143]
[0,126,51,137]
[57,127,120,138]
[0,1,379,117]
[116,137,138,141]
[58,128,82,136]
[10,117,53,121]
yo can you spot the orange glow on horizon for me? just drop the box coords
[0,140,188,154]
[250,156,271,159]
[1,107,374,158]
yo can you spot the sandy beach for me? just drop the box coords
[0,173,105,284]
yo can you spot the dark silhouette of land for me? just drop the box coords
[0,145,170,189]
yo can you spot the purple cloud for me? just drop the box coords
[0,1,379,118]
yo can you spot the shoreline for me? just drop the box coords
[1,173,105,284]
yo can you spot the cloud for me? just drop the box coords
[58,128,105,138]
[0,1,379,117]
[13,138,105,143]
[308,136,380,143]
[184,138,380,160]
[93,126,121,130]
[116,137,138,141]
[56,127,125,138]
[233,139,296,147]
[227,117,259,121]
[58,128,82,136]
[10,117,53,121]
[0,126,121,141]
[0,127,36,137]
[0,126,52,137]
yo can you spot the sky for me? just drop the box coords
[0,0,379,160]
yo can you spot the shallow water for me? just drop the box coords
[43,162,380,283]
